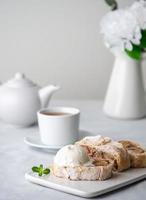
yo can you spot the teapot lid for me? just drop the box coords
[4,73,37,88]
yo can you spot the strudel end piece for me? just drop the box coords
[119,140,146,168]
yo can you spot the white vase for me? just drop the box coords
[103,48,146,119]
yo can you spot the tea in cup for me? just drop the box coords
[37,107,80,146]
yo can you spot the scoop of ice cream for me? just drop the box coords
[54,145,90,167]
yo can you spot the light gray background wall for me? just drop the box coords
[0,0,145,99]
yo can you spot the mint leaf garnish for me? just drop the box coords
[43,168,50,175]
[32,164,50,176]
[32,166,39,173]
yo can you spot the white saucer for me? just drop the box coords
[24,135,64,152]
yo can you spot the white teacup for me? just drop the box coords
[37,107,80,146]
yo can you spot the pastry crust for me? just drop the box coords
[119,140,146,168]
[53,159,113,181]
[76,138,130,172]
[76,135,112,147]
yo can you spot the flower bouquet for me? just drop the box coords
[101,0,146,60]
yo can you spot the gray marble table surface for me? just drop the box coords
[0,100,146,200]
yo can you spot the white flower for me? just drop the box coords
[130,0,146,30]
[100,1,146,52]
[124,40,133,51]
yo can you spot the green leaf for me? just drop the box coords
[43,168,50,175]
[104,0,118,10]
[142,30,146,37]
[140,30,146,48]
[39,171,43,176]
[39,164,43,169]
[32,166,39,173]
[32,164,50,176]
[141,38,146,48]
[125,44,141,60]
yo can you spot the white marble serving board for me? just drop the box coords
[25,168,146,198]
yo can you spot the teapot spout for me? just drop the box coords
[39,85,60,108]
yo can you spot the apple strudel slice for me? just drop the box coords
[53,160,113,181]
[76,136,130,172]
[53,144,113,181]
[119,140,146,168]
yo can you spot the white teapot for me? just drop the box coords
[0,73,60,127]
